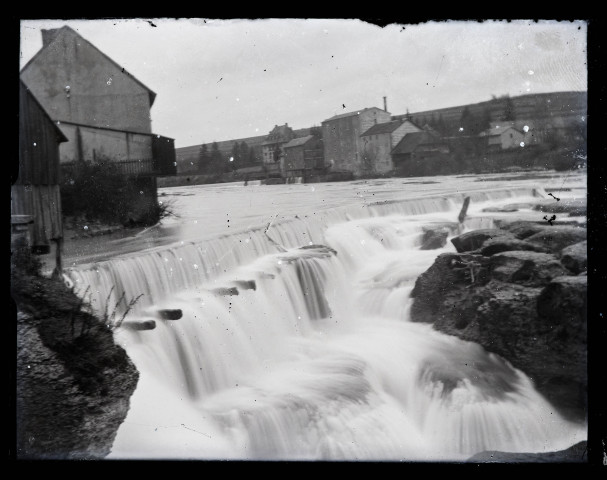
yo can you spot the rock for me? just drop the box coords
[298,244,337,256]
[410,253,490,325]
[122,319,156,331]
[257,272,276,280]
[467,440,588,463]
[533,199,587,215]
[489,251,568,285]
[559,241,587,274]
[233,280,257,291]
[493,220,550,240]
[278,244,338,263]
[481,202,537,213]
[15,272,139,459]
[410,245,587,421]
[422,221,460,233]
[479,237,550,256]
[419,226,450,250]
[157,308,182,320]
[537,276,587,332]
[568,207,587,217]
[525,225,587,252]
[211,287,239,296]
[450,229,515,253]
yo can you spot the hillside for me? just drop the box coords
[396,91,587,130]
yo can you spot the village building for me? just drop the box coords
[360,119,422,174]
[282,135,324,181]
[20,26,176,223]
[479,125,527,152]
[484,120,542,146]
[391,131,450,174]
[13,80,69,273]
[261,124,295,178]
[321,105,392,176]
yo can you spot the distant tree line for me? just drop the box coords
[415,94,517,137]
[198,141,258,174]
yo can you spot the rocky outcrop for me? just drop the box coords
[559,241,587,274]
[410,220,587,423]
[467,440,588,463]
[12,251,139,460]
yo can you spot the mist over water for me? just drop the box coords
[64,174,587,461]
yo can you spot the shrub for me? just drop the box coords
[60,161,172,226]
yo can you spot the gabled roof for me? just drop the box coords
[21,25,157,107]
[262,124,294,145]
[361,120,415,137]
[283,135,315,149]
[479,126,524,137]
[391,131,443,155]
[322,107,388,123]
[19,79,68,143]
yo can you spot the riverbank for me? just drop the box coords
[12,249,139,459]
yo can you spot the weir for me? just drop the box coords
[65,185,546,318]
[64,183,587,461]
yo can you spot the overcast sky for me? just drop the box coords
[19,18,587,149]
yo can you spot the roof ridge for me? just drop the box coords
[21,25,157,107]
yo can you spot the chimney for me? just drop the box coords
[383,96,387,112]
[41,29,60,47]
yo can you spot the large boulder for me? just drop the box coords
[489,250,569,285]
[525,225,587,252]
[493,220,551,239]
[537,275,587,337]
[479,237,550,256]
[450,229,515,253]
[559,241,587,274]
[409,252,491,325]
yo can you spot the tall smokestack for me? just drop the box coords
[383,96,387,112]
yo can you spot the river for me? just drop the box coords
[63,170,587,461]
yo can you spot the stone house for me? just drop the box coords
[359,119,422,174]
[261,124,295,177]
[321,107,392,176]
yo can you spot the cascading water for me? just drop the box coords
[64,182,587,461]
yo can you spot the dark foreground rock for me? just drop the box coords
[410,220,587,423]
[12,250,139,459]
[467,440,588,463]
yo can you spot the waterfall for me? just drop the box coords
[64,184,586,461]
[65,185,545,318]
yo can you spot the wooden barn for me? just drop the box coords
[13,80,68,271]
[391,131,450,175]
[20,25,176,224]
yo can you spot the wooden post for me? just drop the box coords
[458,196,471,224]
[51,237,63,279]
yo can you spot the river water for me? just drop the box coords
[63,171,587,461]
